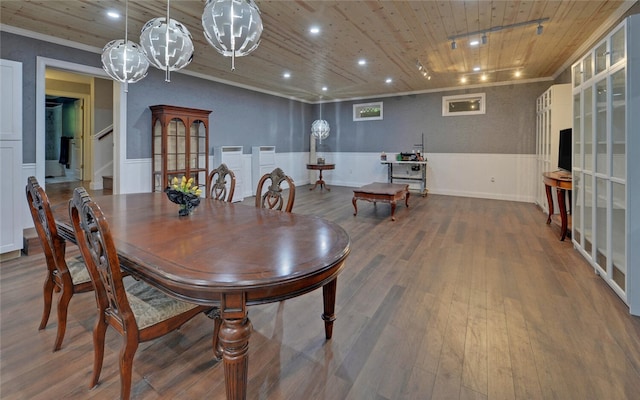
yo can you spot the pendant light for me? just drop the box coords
[101,0,149,92]
[140,0,194,82]
[311,119,330,143]
[202,0,263,70]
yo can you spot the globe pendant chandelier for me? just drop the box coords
[311,119,330,143]
[202,0,263,70]
[101,0,149,92]
[140,0,194,82]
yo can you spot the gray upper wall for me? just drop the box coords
[3,30,551,162]
[312,82,550,154]
[127,68,311,158]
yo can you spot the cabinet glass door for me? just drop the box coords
[153,120,163,192]
[611,68,626,180]
[612,181,626,291]
[573,93,582,169]
[595,41,608,74]
[583,53,593,81]
[583,86,594,172]
[595,78,608,175]
[610,25,626,66]
[573,172,582,245]
[573,63,582,88]
[583,174,593,255]
[595,177,608,271]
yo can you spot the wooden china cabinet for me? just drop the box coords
[150,105,212,194]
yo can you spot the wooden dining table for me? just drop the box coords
[54,192,351,400]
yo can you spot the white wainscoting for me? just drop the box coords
[120,158,153,194]
[110,152,537,203]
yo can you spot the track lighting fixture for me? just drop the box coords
[416,60,432,80]
[448,17,548,50]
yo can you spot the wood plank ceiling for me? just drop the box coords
[1,1,635,102]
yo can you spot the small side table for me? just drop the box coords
[307,163,335,191]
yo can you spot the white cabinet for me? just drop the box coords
[0,59,23,256]
[535,84,571,213]
[251,146,275,194]
[213,146,244,202]
[571,15,640,315]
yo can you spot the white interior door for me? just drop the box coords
[0,58,24,254]
[71,98,84,180]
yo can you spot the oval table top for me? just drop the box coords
[56,192,351,306]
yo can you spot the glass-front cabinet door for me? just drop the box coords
[150,105,212,194]
[583,86,594,172]
[594,78,608,175]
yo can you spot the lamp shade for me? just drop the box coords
[202,0,263,70]
[140,17,194,81]
[101,39,150,87]
[311,119,330,141]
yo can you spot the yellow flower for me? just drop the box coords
[169,175,202,196]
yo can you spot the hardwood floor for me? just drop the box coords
[3,183,640,399]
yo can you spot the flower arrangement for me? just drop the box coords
[164,176,202,216]
[170,176,202,196]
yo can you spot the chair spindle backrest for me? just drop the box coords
[207,163,236,202]
[255,168,296,212]
[69,187,135,332]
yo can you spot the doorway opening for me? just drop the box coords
[45,95,85,184]
[40,65,114,190]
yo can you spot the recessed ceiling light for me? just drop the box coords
[385,78,393,84]
[481,74,488,81]
[283,72,291,78]
[309,26,320,34]
[107,11,120,19]
[358,59,366,66]
[322,86,328,91]
[461,77,468,84]
[470,40,480,46]
[514,70,522,78]
[473,66,481,72]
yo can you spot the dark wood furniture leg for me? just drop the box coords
[557,187,568,241]
[390,200,397,221]
[321,278,337,339]
[544,183,554,224]
[310,169,330,191]
[220,293,252,400]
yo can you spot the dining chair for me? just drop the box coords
[69,187,213,400]
[26,176,93,352]
[207,163,236,202]
[255,167,296,212]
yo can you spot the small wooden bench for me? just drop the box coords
[352,182,410,221]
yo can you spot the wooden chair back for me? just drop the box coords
[25,176,93,351]
[207,163,236,202]
[69,187,210,400]
[255,167,296,212]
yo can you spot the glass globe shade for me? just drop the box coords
[140,17,194,80]
[202,0,263,69]
[311,119,330,141]
[101,39,150,85]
